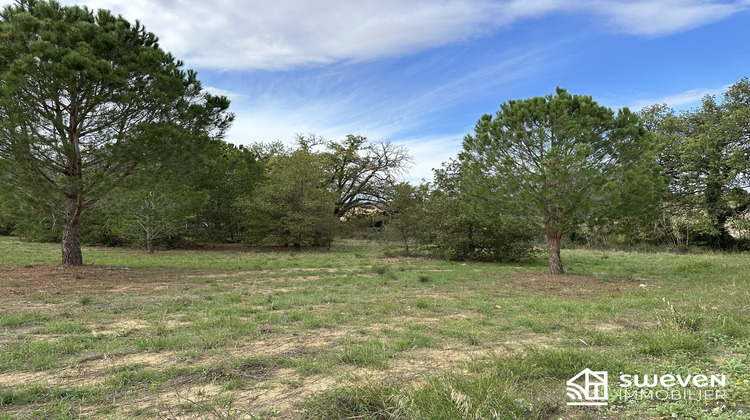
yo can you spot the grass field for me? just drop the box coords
[0,236,749,419]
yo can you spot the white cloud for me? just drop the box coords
[228,105,464,182]
[591,0,745,36]
[37,0,746,71]
[394,135,465,183]
[227,103,350,144]
[203,86,247,103]
[630,85,729,109]
[220,44,555,181]
[53,0,515,70]
[224,94,471,182]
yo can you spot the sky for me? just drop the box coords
[19,0,750,181]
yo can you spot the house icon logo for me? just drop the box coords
[567,368,608,406]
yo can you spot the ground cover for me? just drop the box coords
[0,236,748,419]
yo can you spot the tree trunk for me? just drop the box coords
[61,195,84,266]
[62,223,83,265]
[61,126,85,265]
[547,232,564,275]
[146,226,155,254]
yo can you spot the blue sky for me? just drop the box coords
[30,1,750,180]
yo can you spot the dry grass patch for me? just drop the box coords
[230,330,353,359]
[475,272,639,297]
[0,265,190,298]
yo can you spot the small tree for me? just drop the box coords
[187,141,262,242]
[461,88,663,274]
[383,182,427,255]
[243,150,337,248]
[420,160,537,262]
[107,186,203,254]
[0,1,232,265]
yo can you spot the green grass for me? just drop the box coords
[1,236,749,418]
[338,338,394,368]
[0,385,104,407]
[0,312,49,327]
[302,348,630,420]
[0,236,380,271]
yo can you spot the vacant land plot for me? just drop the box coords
[0,237,748,419]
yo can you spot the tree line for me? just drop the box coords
[0,1,748,275]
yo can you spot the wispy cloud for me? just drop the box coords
[222,43,559,181]
[203,86,247,103]
[44,0,748,71]
[227,109,465,182]
[54,0,513,70]
[590,0,746,36]
[394,135,465,183]
[630,85,729,109]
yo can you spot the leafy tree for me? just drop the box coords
[0,170,15,235]
[248,140,293,163]
[77,204,122,247]
[0,0,232,265]
[249,134,411,219]
[243,150,337,248]
[420,160,537,262]
[248,134,410,219]
[187,141,262,242]
[643,79,750,249]
[107,185,204,254]
[383,182,427,255]
[322,134,411,217]
[461,88,663,274]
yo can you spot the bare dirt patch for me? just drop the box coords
[498,331,562,352]
[230,329,353,359]
[0,265,191,298]
[82,351,182,373]
[110,319,151,331]
[0,265,343,299]
[486,272,638,297]
[0,370,56,387]
[149,372,309,419]
[0,350,188,388]
[593,322,625,332]
[379,346,487,381]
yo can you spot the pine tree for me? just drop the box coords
[0,0,232,264]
